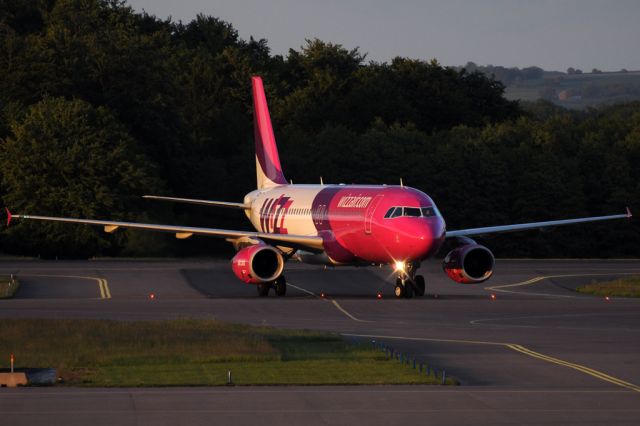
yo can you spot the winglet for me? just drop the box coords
[626,207,633,218]
[5,208,12,226]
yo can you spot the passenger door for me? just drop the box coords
[364,195,384,235]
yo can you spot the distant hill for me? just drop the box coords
[462,63,640,109]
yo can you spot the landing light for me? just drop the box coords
[394,261,406,272]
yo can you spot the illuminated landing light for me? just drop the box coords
[394,260,406,272]
[149,293,156,300]
[377,292,383,299]
[490,294,496,300]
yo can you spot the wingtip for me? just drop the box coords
[5,207,12,227]
[626,207,633,218]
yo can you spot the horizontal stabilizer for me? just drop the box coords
[143,195,249,209]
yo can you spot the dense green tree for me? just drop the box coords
[0,0,637,258]
[0,97,163,257]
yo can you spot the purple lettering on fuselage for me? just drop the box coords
[259,195,292,234]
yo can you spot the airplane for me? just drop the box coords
[6,76,632,298]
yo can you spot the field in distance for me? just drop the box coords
[0,319,453,386]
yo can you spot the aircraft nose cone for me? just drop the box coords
[412,218,446,259]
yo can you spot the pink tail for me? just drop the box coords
[252,76,287,189]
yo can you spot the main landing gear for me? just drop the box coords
[257,274,287,297]
[394,262,425,299]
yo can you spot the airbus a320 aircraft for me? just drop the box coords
[8,77,632,298]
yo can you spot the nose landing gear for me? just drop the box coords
[394,262,425,299]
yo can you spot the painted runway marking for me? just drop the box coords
[288,281,370,322]
[17,274,111,299]
[330,300,369,322]
[287,282,317,297]
[486,272,640,298]
[505,343,640,393]
[342,333,640,393]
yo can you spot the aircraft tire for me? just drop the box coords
[404,281,414,299]
[394,283,404,298]
[415,275,425,297]
[274,275,287,296]
[257,283,270,297]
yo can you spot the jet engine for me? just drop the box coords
[231,244,285,284]
[442,244,494,284]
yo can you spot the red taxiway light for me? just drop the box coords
[320,292,325,298]
[605,296,610,301]
[376,292,383,299]
[149,293,156,300]
[490,294,496,300]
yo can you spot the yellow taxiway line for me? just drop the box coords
[343,333,640,393]
[486,272,640,297]
[15,273,111,299]
[288,281,370,322]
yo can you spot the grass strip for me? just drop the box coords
[0,319,454,386]
[0,275,20,298]
[576,276,640,298]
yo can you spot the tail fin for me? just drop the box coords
[252,76,287,189]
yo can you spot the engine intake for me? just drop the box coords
[231,244,284,284]
[443,244,494,284]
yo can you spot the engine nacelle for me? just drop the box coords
[231,244,284,284]
[443,244,495,284]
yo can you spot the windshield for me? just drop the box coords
[384,206,439,219]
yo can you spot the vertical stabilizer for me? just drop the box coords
[252,76,287,189]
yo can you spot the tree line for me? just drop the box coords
[0,0,637,258]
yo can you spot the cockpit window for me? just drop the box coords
[404,207,421,217]
[421,207,435,217]
[384,206,439,219]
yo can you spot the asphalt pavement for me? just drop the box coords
[0,258,639,425]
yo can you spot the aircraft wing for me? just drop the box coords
[142,195,250,209]
[9,212,324,252]
[445,208,632,238]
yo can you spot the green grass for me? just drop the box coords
[0,319,453,386]
[576,276,640,298]
[0,275,20,298]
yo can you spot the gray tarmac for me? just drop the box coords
[1,258,640,425]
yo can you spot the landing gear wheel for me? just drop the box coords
[394,283,405,298]
[414,275,425,297]
[257,283,270,297]
[274,275,287,297]
[404,281,414,299]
